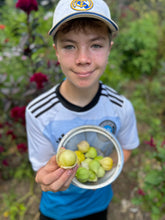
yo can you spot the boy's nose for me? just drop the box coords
[75,48,91,65]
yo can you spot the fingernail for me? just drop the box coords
[73,165,78,171]
[59,168,65,174]
[67,165,77,176]
[67,169,73,176]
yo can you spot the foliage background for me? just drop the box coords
[0,0,165,219]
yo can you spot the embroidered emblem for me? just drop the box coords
[98,120,117,142]
[70,0,93,11]
[99,120,116,134]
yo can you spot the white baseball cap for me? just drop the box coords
[49,0,119,37]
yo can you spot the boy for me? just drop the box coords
[26,0,139,219]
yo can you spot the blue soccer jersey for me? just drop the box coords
[26,82,139,219]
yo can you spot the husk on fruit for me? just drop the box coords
[77,140,90,153]
[99,157,113,171]
[76,167,90,183]
[56,148,78,169]
[75,141,114,183]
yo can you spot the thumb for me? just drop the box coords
[46,155,59,171]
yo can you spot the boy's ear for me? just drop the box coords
[108,41,114,55]
[110,41,114,50]
[53,43,56,50]
[53,43,59,59]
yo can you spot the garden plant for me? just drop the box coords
[0,0,165,219]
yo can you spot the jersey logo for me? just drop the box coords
[56,133,65,144]
[70,0,93,11]
[99,120,116,134]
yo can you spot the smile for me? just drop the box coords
[75,71,94,77]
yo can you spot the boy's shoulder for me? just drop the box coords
[102,84,122,96]
[26,84,59,117]
[101,83,135,116]
[101,83,126,107]
[27,85,57,107]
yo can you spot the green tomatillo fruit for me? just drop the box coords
[76,167,90,183]
[56,148,78,169]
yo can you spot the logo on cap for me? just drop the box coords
[70,0,93,11]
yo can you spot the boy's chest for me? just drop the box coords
[43,103,121,150]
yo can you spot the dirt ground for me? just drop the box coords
[108,155,151,220]
[0,148,154,220]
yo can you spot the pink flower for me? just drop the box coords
[21,55,27,60]
[16,0,38,15]
[2,159,9,166]
[30,72,48,89]
[17,143,27,153]
[144,136,156,148]
[55,61,60,66]
[0,24,5,29]
[6,130,16,139]
[0,146,4,153]
[10,106,26,123]
[138,188,145,196]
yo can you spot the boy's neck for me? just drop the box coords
[59,80,100,107]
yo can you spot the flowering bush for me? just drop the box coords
[133,137,165,220]
[10,106,26,124]
[17,143,27,153]
[0,0,62,180]
[30,72,48,89]
[16,0,38,14]
[0,119,25,179]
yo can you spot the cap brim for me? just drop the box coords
[49,12,119,37]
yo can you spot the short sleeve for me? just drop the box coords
[26,107,55,171]
[117,99,139,150]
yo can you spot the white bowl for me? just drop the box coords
[57,125,124,189]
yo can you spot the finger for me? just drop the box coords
[56,165,78,191]
[62,165,78,188]
[35,155,59,183]
[40,170,69,192]
[45,155,59,171]
[36,167,65,185]
[47,166,78,192]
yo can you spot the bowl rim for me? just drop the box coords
[57,125,124,189]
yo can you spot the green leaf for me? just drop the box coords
[145,171,163,185]
[151,206,161,219]
[131,197,142,206]
[157,147,165,161]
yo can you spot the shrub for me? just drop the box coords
[116,12,159,78]
[0,1,62,180]
[132,137,165,220]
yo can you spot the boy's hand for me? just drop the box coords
[35,155,78,192]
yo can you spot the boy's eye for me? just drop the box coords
[64,45,74,50]
[92,44,103,48]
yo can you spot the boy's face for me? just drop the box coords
[54,24,112,90]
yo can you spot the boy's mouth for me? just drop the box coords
[74,70,94,78]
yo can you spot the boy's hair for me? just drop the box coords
[53,18,112,44]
